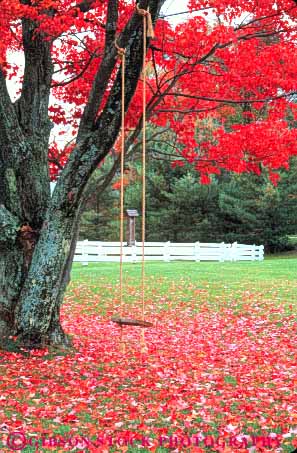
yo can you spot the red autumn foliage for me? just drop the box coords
[0,279,296,452]
[2,0,297,184]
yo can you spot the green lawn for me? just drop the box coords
[71,257,297,309]
[72,256,297,287]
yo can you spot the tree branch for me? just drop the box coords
[95,154,121,195]
[16,19,53,138]
[10,19,53,228]
[53,0,166,213]
[77,0,119,139]
[76,0,96,13]
[0,69,24,149]
[159,91,297,106]
[0,69,26,216]
[51,52,97,88]
[78,0,163,139]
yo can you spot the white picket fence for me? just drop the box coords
[74,241,264,265]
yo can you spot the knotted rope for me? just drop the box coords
[136,4,155,39]
[136,4,153,354]
[115,40,126,354]
[114,6,155,354]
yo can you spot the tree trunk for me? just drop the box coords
[13,209,76,348]
[47,205,83,347]
[0,245,25,337]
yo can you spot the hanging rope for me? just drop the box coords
[112,8,155,354]
[137,5,151,354]
[115,41,126,354]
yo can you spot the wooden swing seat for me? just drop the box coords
[111,316,153,328]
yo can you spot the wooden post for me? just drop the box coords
[126,209,139,246]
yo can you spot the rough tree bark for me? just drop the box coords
[0,0,165,349]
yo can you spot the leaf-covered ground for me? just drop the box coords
[0,259,296,452]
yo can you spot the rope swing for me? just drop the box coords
[111,6,154,352]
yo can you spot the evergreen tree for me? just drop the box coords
[80,157,297,252]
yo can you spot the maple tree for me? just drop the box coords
[1,0,297,348]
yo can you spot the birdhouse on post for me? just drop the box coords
[126,209,139,246]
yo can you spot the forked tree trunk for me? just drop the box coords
[0,0,164,350]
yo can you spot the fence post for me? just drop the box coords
[220,242,225,262]
[194,241,200,262]
[132,242,137,263]
[251,244,256,261]
[231,242,238,261]
[259,245,264,261]
[82,239,89,266]
[96,242,103,261]
[225,243,231,261]
[164,241,171,262]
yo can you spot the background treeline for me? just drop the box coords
[79,155,297,253]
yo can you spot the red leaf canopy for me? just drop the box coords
[2,0,297,182]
